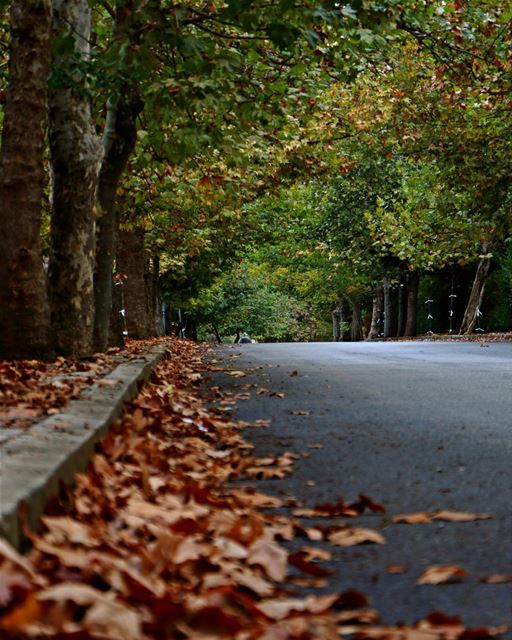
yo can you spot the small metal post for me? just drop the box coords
[425,298,434,334]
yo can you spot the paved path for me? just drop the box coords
[212,341,512,629]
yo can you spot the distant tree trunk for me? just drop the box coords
[350,299,363,342]
[383,276,393,338]
[93,88,144,351]
[460,247,492,335]
[397,273,407,337]
[116,228,149,339]
[211,324,222,343]
[368,284,383,340]
[108,280,125,348]
[47,0,103,357]
[332,302,341,341]
[151,256,164,336]
[404,271,419,337]
[0,0,53,360]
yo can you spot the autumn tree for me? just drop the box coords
[0,0,53,359]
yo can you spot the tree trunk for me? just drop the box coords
[108,280,125,348]
[368,284,383,340]
[332,303,341,341]
[383,275,392,338]
[460,248,492,335]
[0,0,53,360]
[397,273,407,337]
[93,88,144,351]
[47,0,103,357]
[116,228,149,339]
[404,271,419,337]
[350,299,363,342]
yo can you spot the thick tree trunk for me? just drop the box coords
[116,228,149,339]
[368,284,383,340]
[93,89,144,351]
[404,271,419,337]
[459,248,492,335]
[350,299,363,342]
[47,0,103,357]
[0,0,53,360]
[383,275,393,338]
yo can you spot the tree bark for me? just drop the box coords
[93,88,144,351]
[47,0,103,357]
[459,248,492,335]
[350,299,363,342]
[332,302,341,341]
[397,273,407,337]
[383,275,392,338]
[0,0,53,360]
[368,284,383,340]
[116,228,150,339]
[404,271,419,337]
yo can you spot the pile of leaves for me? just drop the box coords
[0,339,508,639]
[0,339,165,430]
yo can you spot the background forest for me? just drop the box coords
[0,0,511,356]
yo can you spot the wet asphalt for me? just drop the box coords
[208,341,512,630]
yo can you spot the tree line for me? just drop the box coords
[0,1,510,356]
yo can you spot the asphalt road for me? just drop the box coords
[210,341,512,630]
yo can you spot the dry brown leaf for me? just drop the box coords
[257,593,339,620]
[41,516,96,546]
[248,539,288,582]
[0,593,42,631]
[432,510,493,522]
[304,528,324,541]
[299,546,332,562]
[38,583,142,639]
[0,538,40,581]
[481,574,512,584]
[227,370,247,378]
[96,378,120,387]
[393,510,493,524]
[392,512,433,524]
[386,564,409,575]
[328,528,385,547]
[418,564,468,585]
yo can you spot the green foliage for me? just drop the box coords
[194,264,329,342]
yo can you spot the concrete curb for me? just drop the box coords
[0,346,168,549]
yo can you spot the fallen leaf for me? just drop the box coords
[432,510,492,522]
[0,593,41,630]
[481,574,512,584]
[96,378,120,387]
[392,512,433,524]
[289,370,299,377]
[386,564,409,575]
[328,528,385,547]
[418,564,468,585]
[257,594,339,620]
[248,539,288,582]
[290,410,311,416]
[227,371,246,378]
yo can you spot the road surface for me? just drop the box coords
[210,341,512,629]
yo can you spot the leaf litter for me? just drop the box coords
[0,338,508,639]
